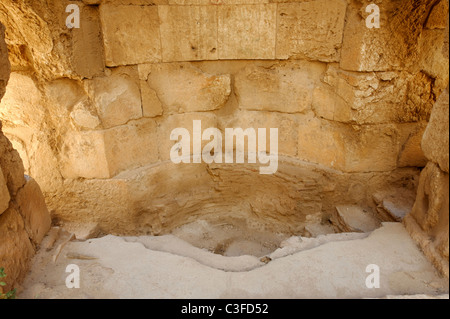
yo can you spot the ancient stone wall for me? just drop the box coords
[0,22,51,291]
[403,86,449,278]
[0,0,448,239]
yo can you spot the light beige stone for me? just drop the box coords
[422,88,449,173]
[99,4,161,66]
[25,136,63,194]
[234,62,325,113]
[297,116,345,170]
[218,4,277,59]
[404,162,449,277]
[343,124,398,173]
[103,118,159,176]
[159,5,218,62]
[276,0,347,62]
[0,73,44,129]
[297,118,399,172]
[397,123,428,168]
[44,79,87,116]
[157,112,218,161]
[340,0,438,72]
[418,29,449,87]
[61,118,160,179]
[231,110,299,157]
[70,100,102,130]
[15,177,52,245]
[146,63,231,114]
[331,205,381,233]
[59,130,110,179]
[46,178,132,235]
[313,66,435,124]
[140,80,163,118]
[85,67,142,129]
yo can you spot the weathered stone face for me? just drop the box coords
[0,21,51,291]
[0,0,448,281]
[276,0,347,62]
[422,88,449,173]
[144,63,232,114]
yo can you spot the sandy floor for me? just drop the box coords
[17,222,449,299]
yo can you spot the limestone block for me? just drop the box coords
[234,61,325,113]
[0,207,35,290]
[15,177,52,245]
[405,162,449,277]
[297,117,346,170]
[157,112,218,161]
[0,73,44,129]
[231,110,298,157]
[313,66,435,124]
[70,99,102,130]
[397,123,427,168]
[99,4,161,66]
[60,130,110,179]
[85,67,142,129]
[331,205,380,233]
[373,187,416,222]
[103,118,159,176]
[340,0,437,72]
[25,136,63,194]
[46,178,132,235]
[59,117,160,179]
[422,88,449,173]
[339,1,390,72]
[0,168,10,215]
[145,63,231,114]
[159,5,218,62]
[418,29,449,86]
[297,118,398,172]
[44,79,88,117]
[276,0,347,62]
[343,124,398,172]
[71,5,105,78]
[218,4,277,59]
[140,80,163,118]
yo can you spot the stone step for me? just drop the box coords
[373,188,416,222]
[331,205,381,233]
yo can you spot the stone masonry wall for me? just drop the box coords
[0,1,448,239]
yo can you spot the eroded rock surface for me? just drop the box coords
[0,22,51,292]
